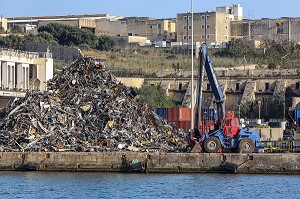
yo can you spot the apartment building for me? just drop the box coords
[177,11,231,46]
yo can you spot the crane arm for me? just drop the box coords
[194,45,225,136]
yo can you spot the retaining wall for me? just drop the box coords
[0,152,299,174]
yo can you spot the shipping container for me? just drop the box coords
[169,120,191,132]
[167,108,179,122]
[155,108,168,120]
[178,107,191,121]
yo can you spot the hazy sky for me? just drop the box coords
[1,0,299,19]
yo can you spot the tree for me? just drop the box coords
[96,35,116,51]
[215,39,257,58]
[38,23,97,48]
[0,34,25,50]
[11,25,23,33]
[137,83,176,108]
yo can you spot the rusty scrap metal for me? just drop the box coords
[0,57,188,152]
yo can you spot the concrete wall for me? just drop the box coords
[116,77,144,88]
[25,41,83,61]
[0,152,299,174]
[95,19,127,37]
[38,19,79,28]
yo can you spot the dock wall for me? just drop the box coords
[0,152,299,174]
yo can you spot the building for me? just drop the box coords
[95,17,127,37]
[0,48,53,105]
[125,17,176,43]
[216,4,243,20]
[231,17,300,42]
[6,14,107,33]
[0,17,7,32]
[177,11,231,46]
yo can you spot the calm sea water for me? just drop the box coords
[0,172,299,199]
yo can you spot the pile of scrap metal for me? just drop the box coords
[0,57,187,152]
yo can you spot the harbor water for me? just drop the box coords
[0,172,299,199]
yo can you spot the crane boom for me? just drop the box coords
[194,45,225,135]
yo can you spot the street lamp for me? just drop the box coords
[190,0,194,130]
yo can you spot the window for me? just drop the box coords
[226,17,228,20]
[202,35,205,39]
[188,16,192,20]
[277,26,284,34]
[225,36,228,39]
[189,36,192,40]
[231,119,237,126]
[184,16,187,20]
[128,33,132,36]
[206,15,210,20]
[265,83,269,90]
[236,83,240,91]
[207,35,210,38]
[188,25,192,29]
[206,25,210,29]
[184,26,187,29]
[202,25,205,29]
[207,84,211,90]
[201,15,205,19]
[296,82,300,89]
[183,35,187,40]
[149,25,152,29]
[179,83,182,90]
[225,25,228,30]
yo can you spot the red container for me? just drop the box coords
[178,107,191,121]
[169,120,191,131]
[167,108,179,122]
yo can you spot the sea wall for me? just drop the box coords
[0,152,299,174]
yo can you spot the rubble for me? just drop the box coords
[0,57,188,152]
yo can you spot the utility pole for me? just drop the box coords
[190,0,194,131]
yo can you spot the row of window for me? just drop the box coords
[183,15,210,20]
[184,25,228,30]
[182,35,228,40]
[183,15,229,21]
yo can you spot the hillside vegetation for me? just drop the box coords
[1,23,300,74]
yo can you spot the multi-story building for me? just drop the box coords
[177,11,231,46]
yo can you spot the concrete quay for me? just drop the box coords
[0,152,299,174]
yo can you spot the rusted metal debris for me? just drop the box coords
[0,57,188,152]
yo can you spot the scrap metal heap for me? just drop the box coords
[0,57,187,152]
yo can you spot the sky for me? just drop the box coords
[0,0,300,20]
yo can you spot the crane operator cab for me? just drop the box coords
[222,117,240,138]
